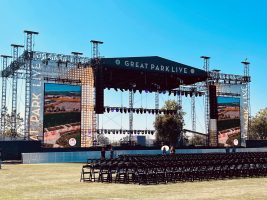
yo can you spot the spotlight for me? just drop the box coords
[114,88,118,92]
[173,91,177,96]
[168,90,172,96]
[136,109,139,114]
[140,109,143,114]
[128,108,131,113]
[119,108,123,113]
[190,92,193,97]
[181,91,184,96]
[143,109,147,114]
[124,108,127,113]
[106,107,110,113]
[151,109,155,114]
[104,129,107,134]
[139,90,142,94]
[151,131,154,135]
[148,109,151,114]
[185,92,188,97]
[97,130,100,134]
[111,107,115,112]
[155,109,159,114]
[132,108,136,113]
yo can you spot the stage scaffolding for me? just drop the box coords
[0,30,251,147]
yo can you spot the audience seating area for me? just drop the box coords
[80,152,267,185]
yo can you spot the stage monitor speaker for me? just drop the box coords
[209,85,218,119]
[95,66,104,114]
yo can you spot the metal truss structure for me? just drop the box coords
[0,30,251,147]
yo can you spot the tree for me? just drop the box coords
[97,134,110,146]
[2,112,24,138]
[154,100,184,146]
[189,135,206,146]
[249,108,267,140]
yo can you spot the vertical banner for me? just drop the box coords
[43,83,81,148]
[217,96,241,147]
[29,60,44,140]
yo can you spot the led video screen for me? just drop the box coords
[43,83,81,148]
[217,96,241,147]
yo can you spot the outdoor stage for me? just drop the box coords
[0,30,251,156]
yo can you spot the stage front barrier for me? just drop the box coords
[22,148,267,164]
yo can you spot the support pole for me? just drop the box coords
[24,30,38,140]
[0,55,12,140]
[241,60,251,143]
[129,90,134,144]
[11,44,24,138]
[201,56,210,146]
[90,40,103,146]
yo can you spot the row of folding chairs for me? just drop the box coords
[80,152,267,184]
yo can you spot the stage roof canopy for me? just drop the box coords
[97,56,207,91]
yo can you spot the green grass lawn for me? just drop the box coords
[1,163,267,200]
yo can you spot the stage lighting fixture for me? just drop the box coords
[111,108,115,112]
[141,131,144,134]
[143,109,147,113]
[145,90,149,93]
[136,109,139,114]
[151,131,154,135]
[114,88,118,91]
[97,130,100,134]
[123,130,126,134]
[106,107,110,113]
[185,92,188,97]
[119,108,123,113]
[168,91,172,96]
[173,91,177,96]
[151,109,155,114]
[140,109,143,114]
[181,91,184,96]
[133,89,136,93]
[163,91,166,94]
[120,88,124,92]
[148,109,151,114]
[190,92,193,97]
[155,109,159,114]
[132,108,136,113]
[124,108,127,113]
[195,92,198,97]
[116,108,119,112]
[104,129,107,134]
[199,92,203,97]
[139,90,142,94]
[116,130,119,134]
[108,130,110,134]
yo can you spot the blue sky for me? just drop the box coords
[1,0,266,133]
